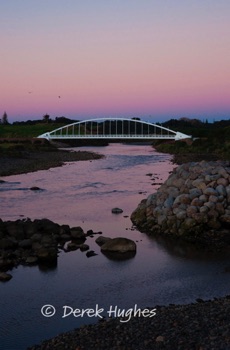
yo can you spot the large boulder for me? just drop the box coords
[131,161,230,248]
[101,237,136,253]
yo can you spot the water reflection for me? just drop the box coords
[144,231,229,262]
[101,250,136,261]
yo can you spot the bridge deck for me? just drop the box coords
[46,134,176,139]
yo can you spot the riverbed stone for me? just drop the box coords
[19,239,32,249]
[86,250,97,258]
[6,222,25,240]
[0,237,18,249]
[217,178,229,186]
[79,244,89,251]
[70,227,85,240]
[67,242,79,251]
[0,272,12,282]
[111,208,123,214]
[36,247,58,262]
[101,237,136,253]
[95,236,111,246]
[25,256,38,264]
[216,184,227,196]
[164,195,175,208]
[30,186,42,191]
[30,233,42,242]
[209,195,219,203]
[203,187,218,196]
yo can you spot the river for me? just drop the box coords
[0,143,229,350]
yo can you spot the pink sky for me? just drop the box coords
[0,0,230,122]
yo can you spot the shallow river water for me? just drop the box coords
[0,143,229,350]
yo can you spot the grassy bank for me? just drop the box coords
[0,122,67,138]
[154,122,230,163]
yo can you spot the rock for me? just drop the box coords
[95,236,111,246]
[36,247,58,262]
[0,218,94,273]
[0,258,14,270]
[33,218,61,235]
[175,210,187,220]
[189,188,202,199]
[111,208,123,214]
[130,199,147,226]
[220,215,230,224]
[0,272,12,282]
[41,235,54,245]
[30,186,42,191]
[79,244,89,251]
[70,227,85,240]
[174,194,191,205]
[86,250,97,258]
[203,187,218,196]
[25,256,38,264]
[216,185,227,196]
[30,233,42,242]
[155,336,164,342]
[6,222,25,240]
[0,237,18,249]
[60,234,71,241]
[101,237,136,253]
[67,242,79,251]
[164,196,175,208]
[60,225,71,235]
[18,239,32,249]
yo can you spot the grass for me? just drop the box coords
[0,123,66,138]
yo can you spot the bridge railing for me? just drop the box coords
[45,134,176,139]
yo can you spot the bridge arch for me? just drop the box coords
[38,118,191,141]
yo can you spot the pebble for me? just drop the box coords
[28,296,230,350]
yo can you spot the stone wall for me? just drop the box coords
[131,161,230,247]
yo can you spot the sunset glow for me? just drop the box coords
[1,0,230,122]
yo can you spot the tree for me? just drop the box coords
[1,111,9,124]
[43,114,50,123]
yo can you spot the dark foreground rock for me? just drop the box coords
[28,296,230,350]
[0,218,102,280]
[98,237,137,260]
[101,237,136,253]
[131,161,230,251]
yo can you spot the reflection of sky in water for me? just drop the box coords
[0,144,173,225]
[0,144,229,350]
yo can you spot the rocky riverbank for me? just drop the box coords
[0,218,103,281]
[131,160,230,252]
[0,218,137,281]
[28,296,230,350]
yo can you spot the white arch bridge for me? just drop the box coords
[38,118,191,141]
